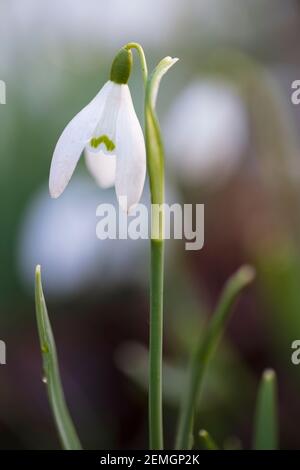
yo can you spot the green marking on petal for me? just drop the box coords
[90,135,115,152]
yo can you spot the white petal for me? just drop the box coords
[84,148,116,189]
[49,81,114,198]
[86,81,123,156]
[115,85,146,212]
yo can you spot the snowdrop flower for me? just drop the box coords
[164,79,248,188]
[49,47,146,212]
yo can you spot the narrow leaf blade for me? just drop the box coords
[199,429,219,450]
[35,265,82,450]
[176,265,255,449]
[253,368,278,450]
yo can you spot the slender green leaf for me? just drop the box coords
[199,430,219,450]
[253,369,278,450]
[35,265,82,450]
[176,265,255,449]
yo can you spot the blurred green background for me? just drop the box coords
[1,0,300,449]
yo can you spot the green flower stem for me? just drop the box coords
[253,369,278,450]
[35,265,82,450]
[145,64,165,451]
[199,430,219,450]
[176,265,255,449]
[123,41,164,449]
[123,46,177,450]
[125,42,148,86]
[125,43,164,448]
[149,238,164,449]
[145,56,177,449]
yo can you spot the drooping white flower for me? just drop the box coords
[49,48,146,212]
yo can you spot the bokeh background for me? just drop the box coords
[1,0,300,449]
